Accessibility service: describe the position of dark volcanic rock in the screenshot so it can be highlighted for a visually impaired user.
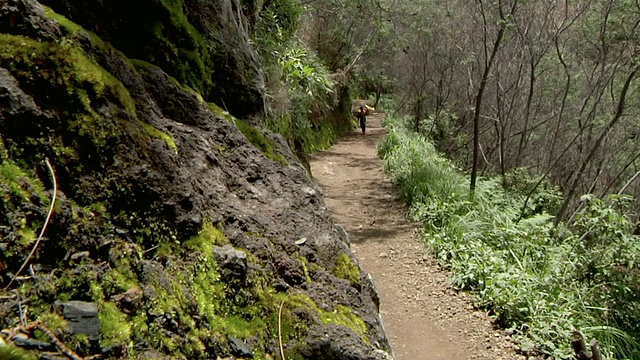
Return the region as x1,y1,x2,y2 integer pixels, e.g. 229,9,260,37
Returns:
39,0,265,119
214,244,248,281
0,0,61,40
55,301,100,340
0,67,45,120
228,336,254,358
300,324,390,360
11,335,54,351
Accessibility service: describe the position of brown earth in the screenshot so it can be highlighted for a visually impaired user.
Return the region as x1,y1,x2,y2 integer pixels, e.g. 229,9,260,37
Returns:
310,114,528,360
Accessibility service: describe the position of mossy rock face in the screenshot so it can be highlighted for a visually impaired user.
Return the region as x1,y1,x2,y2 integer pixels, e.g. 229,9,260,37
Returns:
0,2,392,359
40,0,265,119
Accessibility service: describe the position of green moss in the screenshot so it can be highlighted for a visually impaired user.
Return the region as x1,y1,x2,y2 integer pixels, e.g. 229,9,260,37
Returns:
333,253,360,285
128,58,159,70
298,256,312,283
168,77,205,103
274,293,369,346
208,102,234,122
99,301,132,348
319,305,368,341
183,222,227,255
38,312,69,331
0,160,48,261
0,345,37,360
140,122,178,154
0,33,137,172
17,226,36,246
208,102,287,164
146,0,211,94
237,120,288,165
0,162,46,205
102,268,138,298
2,29,136,118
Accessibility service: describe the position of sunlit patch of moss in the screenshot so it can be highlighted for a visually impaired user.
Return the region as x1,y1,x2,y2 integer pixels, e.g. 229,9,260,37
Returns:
99,301,132,348
102,268,138,298
12,30,135,119
84,201,107,214
37,312,68,331
269,292,369,345
0,138,7,160
129,313,150,344
17,226,36,246
140,122,178,154
211,315,265,339
333,253,360,285
0,34,138,171
319,305,368,342
183,222,227,255
208,102,234,122
209,102,287,165
70,333,91,352
0,162,46,205
157,0,211,93
0,160,48,268
298,256,312,283
168,77,205,103
128,58,158,70
0,345,37,360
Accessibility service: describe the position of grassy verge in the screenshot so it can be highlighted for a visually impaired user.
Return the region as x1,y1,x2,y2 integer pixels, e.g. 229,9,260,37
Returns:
378,115,640,359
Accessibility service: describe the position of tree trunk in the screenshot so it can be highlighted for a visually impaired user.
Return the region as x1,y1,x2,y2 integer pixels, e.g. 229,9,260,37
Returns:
555,63,639,224
471,0,516,192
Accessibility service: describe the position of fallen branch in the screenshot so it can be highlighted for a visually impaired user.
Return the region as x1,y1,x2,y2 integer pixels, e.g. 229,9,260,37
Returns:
5,158,58,290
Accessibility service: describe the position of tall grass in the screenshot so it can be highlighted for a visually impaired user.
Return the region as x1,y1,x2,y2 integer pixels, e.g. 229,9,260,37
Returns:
378,115,640,359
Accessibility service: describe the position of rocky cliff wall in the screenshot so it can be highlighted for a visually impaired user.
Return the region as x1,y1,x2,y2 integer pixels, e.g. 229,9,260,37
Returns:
39,0,265,119
0,0,392,359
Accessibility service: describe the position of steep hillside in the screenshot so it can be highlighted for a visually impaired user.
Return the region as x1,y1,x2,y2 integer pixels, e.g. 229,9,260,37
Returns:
0,1,392,359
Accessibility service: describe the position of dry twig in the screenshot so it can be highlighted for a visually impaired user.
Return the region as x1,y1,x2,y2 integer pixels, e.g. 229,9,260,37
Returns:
278,295,289,360
5,158,58,290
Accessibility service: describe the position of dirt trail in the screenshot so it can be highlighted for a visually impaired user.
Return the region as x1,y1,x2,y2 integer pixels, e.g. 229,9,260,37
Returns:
310,114,525,360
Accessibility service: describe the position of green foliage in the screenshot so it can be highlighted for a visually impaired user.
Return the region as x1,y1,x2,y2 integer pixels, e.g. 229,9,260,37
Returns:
255,0,302,47
503,168,563,218
379,115,640,359
255,1,349,156
280,48,334,96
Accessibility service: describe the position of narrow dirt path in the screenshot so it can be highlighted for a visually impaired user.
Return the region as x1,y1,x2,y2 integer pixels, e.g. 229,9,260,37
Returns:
310,114,525,360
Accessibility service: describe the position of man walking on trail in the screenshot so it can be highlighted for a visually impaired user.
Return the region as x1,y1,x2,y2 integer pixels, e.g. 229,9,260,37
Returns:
356,106,367,134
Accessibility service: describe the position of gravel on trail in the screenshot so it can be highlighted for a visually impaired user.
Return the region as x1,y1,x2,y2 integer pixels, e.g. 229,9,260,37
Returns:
310,114,528,360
